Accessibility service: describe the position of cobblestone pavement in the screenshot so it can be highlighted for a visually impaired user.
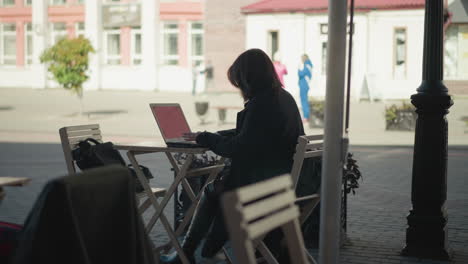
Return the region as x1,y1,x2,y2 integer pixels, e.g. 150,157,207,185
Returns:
1,143,467,263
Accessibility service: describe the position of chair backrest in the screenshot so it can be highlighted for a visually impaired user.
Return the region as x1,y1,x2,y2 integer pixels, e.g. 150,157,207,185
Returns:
291,134,323,189
222,174,309,264
11,165,155,264
59,124,102,174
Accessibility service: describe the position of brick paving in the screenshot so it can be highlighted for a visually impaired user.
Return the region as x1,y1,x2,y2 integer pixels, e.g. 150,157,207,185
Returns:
1,144,467,263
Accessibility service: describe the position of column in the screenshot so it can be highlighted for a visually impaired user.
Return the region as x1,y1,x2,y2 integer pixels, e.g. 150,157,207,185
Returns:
16,21,25,67
32,0,48,89
319,0,348,263
120,26,131,65
402,0,452,260
67,21,76,39
178,20,188,68
84,0,102,90
141,0,159,91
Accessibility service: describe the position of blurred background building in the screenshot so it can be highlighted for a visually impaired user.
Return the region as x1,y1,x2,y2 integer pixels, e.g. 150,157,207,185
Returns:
242,0,468,100
0,0,204,92
0,0,466,99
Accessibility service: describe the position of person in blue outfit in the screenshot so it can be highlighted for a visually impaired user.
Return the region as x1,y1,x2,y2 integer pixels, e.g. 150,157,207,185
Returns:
298,54,313,121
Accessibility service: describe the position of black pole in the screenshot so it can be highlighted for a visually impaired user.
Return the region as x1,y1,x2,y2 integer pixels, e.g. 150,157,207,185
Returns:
402,0,453,260
345,0,354,134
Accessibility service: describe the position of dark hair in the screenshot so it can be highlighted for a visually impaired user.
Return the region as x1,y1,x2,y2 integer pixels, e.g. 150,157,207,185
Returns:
227,49,282,99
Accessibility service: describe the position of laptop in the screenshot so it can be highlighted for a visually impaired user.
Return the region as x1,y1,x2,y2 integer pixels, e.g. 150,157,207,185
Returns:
150,103,202,148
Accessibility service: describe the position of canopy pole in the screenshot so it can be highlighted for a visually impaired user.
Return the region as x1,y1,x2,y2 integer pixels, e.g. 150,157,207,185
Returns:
319,0,348,263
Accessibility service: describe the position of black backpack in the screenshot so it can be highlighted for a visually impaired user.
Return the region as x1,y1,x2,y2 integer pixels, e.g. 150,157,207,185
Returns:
72,138,153,192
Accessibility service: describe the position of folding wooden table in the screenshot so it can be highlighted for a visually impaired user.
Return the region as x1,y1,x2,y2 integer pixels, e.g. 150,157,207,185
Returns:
114,143,225,264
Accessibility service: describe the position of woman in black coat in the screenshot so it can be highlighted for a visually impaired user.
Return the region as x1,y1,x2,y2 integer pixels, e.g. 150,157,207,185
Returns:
161,49,304,264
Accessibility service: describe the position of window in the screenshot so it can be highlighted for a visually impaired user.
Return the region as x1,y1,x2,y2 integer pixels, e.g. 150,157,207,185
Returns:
131,27,142,65
393,28,407,79
24,0,32,6
25,23,33,65
321,42,327,75
50,0,66,5
161,22,179,65
76,22,85,38
267,30,278,60
104,28,121,65
189,22,203,66
1,23,17,65
1,0,15,6
320,23,354,35
51,22,67,45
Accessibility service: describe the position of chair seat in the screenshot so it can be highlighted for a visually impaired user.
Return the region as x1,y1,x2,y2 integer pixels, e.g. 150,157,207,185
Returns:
136,187,166,199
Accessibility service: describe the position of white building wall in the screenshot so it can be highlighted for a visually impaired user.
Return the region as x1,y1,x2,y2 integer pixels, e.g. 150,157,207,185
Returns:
245,9,425,100
367,9,425,100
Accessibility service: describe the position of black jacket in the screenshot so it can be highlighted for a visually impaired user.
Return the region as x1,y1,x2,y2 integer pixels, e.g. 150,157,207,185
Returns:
196,88,304,191
11,166,155,264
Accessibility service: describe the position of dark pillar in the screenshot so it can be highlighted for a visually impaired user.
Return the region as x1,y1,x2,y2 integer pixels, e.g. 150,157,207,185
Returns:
402,0,453,260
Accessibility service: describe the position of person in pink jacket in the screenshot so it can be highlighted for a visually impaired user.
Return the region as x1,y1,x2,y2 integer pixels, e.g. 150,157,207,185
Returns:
273,52,288,88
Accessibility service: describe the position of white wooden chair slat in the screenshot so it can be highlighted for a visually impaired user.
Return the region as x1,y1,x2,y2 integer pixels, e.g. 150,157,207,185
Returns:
222,174,310,264
67,129,102,138
64,124,100,132
236,175,292,203
304,150,323,159
246,206,299,239
304,134,324,141
306,142,323,150
59,124,167,235
68,135,103,146
242,190,295,222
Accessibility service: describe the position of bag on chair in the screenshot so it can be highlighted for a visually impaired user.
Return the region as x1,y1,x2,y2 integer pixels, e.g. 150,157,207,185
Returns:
72,138,153,192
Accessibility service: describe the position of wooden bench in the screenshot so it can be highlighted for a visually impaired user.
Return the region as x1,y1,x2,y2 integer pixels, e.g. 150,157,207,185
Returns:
212,106,243,125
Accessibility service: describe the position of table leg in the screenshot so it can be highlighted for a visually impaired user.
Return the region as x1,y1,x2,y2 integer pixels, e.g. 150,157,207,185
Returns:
127,151,192,264
145,154,194,231
174,158,226,237
0,187,5,204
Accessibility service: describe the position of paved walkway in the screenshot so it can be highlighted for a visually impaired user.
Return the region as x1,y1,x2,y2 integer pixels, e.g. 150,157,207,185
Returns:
0,88,467,145
0,88,467,263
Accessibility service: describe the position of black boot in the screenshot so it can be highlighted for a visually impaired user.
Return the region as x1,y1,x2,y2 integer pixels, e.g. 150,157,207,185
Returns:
160,194,216,264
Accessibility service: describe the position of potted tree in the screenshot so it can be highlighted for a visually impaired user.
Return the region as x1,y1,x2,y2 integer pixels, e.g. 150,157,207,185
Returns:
384,101,417,131
40,36,95,115
308,98,325,128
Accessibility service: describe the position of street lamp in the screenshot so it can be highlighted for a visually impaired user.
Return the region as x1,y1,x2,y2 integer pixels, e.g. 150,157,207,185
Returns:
402,0,453,260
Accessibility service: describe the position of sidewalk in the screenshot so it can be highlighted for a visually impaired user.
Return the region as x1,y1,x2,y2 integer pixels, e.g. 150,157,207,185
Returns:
0,88,467,145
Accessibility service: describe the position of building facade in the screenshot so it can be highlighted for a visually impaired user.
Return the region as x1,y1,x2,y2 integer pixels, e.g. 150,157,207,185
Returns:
204,0,257,93
242,0,467,100
0,0,204,92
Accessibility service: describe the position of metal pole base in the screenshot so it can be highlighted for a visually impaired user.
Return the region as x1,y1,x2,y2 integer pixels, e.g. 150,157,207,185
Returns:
402,209,452,260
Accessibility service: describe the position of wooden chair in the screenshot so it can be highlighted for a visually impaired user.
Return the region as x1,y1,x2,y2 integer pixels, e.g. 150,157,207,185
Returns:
221,135,323,264
291,135,323,226
59,124,166,229
222,174,310,264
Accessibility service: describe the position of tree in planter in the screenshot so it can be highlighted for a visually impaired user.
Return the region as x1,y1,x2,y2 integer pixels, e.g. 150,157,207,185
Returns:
40,36,95,115
308,98,325,128
384,101,417,131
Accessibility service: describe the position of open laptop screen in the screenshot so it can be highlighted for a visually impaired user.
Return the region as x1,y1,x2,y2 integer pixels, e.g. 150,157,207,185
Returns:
151,105,191,140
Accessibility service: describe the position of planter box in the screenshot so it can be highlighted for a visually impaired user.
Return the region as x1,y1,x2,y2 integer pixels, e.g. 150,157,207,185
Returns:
386,110,417,131
308,101,325,129
309,112,324,128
